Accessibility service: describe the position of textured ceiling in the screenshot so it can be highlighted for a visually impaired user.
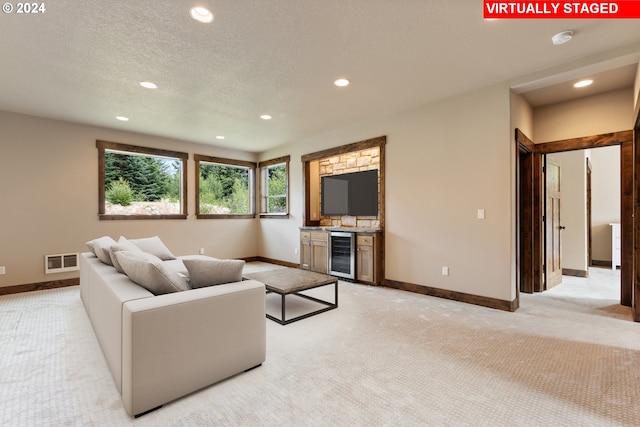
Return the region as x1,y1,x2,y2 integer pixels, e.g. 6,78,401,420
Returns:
1,1,640,152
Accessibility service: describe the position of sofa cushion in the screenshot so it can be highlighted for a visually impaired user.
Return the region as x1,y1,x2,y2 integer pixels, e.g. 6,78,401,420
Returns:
86,236,117,265
128,236,176,260
110,237,144,274
183,258,245,288
115,251,190,295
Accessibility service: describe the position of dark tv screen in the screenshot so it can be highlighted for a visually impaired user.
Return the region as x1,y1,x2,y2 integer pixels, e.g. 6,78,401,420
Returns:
321,170,378,216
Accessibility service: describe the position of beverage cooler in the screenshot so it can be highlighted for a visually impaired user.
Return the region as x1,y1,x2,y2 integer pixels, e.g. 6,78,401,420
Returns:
329,231,355,280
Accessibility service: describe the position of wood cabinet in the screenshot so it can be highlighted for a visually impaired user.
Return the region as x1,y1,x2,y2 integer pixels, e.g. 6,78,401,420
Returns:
300,230,328,274
356,233,378,284
301,229,380,283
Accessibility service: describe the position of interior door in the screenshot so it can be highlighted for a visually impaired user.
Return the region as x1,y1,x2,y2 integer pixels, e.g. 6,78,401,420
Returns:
545,158,562,289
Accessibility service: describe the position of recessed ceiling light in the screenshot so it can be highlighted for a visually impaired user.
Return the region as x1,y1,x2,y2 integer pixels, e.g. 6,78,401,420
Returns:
551,30,573,45
139,81,158,89
334,78,350,87
190,6,214,23
574,79,593,88
216,135,225,140
260,114,272,120
116,116,129,121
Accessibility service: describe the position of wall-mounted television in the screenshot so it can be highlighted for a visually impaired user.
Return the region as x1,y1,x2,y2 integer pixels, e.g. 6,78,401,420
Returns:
321,169,378,216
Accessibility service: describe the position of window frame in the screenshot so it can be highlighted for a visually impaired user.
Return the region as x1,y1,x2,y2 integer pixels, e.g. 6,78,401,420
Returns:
194,154,257,219
258,155,290,218
97,140,188,221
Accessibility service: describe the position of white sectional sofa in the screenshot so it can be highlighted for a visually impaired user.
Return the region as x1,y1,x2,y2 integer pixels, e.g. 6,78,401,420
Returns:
79,244,266,417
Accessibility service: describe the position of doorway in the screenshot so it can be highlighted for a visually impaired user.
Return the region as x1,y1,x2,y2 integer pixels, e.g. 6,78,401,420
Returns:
544,148,620,292
515,129,633,307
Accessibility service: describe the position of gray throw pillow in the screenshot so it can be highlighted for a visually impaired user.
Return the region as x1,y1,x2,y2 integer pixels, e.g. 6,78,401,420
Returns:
115,251,190,295
109,237,143,274
128,236,176,260
183,258,245,288
85,236,117,265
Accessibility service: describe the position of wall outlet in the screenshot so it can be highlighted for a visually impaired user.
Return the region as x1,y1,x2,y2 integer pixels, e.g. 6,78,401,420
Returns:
442,266,449,276
0,266,5,275
294,247,298,255
199,248,205,255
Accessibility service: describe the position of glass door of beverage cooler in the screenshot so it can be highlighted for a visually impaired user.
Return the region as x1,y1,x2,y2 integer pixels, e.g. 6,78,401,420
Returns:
329,231,355,279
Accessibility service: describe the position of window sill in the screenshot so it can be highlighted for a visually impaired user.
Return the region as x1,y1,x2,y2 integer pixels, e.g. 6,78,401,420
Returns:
99,214,187,221
259,213,290,219
196,214,256,219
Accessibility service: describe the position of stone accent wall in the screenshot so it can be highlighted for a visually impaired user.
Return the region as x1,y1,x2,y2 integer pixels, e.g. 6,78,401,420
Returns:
318,147,381,228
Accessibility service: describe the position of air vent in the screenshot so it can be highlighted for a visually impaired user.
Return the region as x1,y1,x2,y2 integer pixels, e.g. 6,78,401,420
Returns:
45,253,79,274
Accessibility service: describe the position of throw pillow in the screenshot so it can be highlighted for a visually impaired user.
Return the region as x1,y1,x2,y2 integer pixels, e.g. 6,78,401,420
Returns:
85,236,117,265
183,258,245,288
109,237,143,273
115,251,190,295
128,236,176,260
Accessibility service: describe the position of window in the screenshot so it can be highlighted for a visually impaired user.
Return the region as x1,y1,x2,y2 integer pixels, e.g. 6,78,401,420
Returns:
259,156,290,217
97,140,187,220
195,154,256,218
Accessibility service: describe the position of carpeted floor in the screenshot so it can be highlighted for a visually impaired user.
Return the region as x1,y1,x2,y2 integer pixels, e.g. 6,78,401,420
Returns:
1,265,639,426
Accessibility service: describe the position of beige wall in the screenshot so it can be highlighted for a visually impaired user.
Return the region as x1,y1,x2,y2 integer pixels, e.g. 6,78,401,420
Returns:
534,88,633,142
510,92,534,140
635,62,640,112
0,111,259,288
533,89,630,268
260,84,517,302
3,81,632,304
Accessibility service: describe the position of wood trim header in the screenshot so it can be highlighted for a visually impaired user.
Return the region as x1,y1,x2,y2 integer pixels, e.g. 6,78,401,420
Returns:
301,136,386,162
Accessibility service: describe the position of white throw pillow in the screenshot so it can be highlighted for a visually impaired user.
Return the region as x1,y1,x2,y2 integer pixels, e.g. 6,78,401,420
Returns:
183,258,245,288
128,236,176,260
109,237,143,273
115,251,190,295
85,236,117,265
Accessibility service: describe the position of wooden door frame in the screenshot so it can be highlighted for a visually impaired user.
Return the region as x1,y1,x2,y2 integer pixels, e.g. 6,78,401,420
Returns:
586,159,592,267
515,129,634,311
634,106,640,321
516,130,543,293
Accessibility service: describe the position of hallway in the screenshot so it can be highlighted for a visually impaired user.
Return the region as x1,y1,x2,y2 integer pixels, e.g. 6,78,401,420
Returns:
523,267,631,322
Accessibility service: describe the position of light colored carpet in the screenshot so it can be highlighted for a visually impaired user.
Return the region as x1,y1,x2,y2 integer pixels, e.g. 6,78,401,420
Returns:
1,266,640,426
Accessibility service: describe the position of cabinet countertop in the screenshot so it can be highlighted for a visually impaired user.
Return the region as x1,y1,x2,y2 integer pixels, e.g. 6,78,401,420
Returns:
300,226,382,233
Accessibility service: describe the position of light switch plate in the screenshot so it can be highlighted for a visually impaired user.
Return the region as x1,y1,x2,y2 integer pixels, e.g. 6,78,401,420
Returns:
0,266,5,275
477,209,485,219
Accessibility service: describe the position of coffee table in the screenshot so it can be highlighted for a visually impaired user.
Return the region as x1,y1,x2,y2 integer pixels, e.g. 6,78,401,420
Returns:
243,268,338,325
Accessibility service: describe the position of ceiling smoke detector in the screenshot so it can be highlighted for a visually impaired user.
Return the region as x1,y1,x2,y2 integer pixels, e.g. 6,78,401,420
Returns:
552,30,573,46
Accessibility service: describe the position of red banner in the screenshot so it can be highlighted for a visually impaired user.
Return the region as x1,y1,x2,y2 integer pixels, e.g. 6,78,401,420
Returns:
484,1,640,18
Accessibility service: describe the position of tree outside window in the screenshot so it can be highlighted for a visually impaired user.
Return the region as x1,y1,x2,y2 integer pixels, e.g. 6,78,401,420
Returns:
97,141,187,220
195,154,256,218
259,156,290,217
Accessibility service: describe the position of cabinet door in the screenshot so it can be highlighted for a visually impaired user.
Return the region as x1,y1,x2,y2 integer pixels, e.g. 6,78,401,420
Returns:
300,241,311,269
357,244,374,282
311,240,328,274
356,234,375,283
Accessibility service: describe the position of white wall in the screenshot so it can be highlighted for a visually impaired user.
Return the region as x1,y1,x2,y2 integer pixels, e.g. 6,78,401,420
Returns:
260,84,517,303
590,146,621,262
0,111,259,288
